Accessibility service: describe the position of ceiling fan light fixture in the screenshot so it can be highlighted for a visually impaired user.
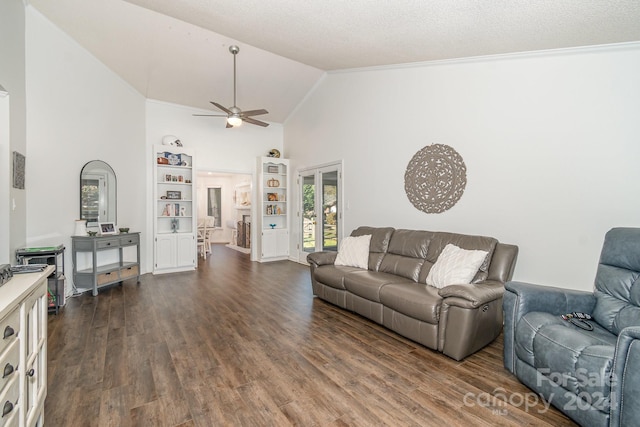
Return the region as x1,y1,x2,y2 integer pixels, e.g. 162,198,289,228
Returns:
195,45,269,127
227,115,242,127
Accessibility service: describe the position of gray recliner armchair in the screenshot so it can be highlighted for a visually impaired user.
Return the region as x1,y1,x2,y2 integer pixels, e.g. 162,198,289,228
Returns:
503,227,640,427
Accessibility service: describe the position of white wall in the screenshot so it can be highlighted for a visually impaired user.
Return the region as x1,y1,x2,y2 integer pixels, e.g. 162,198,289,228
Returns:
0,0,27,261
25,7,147,279
0,91,10,264
144,100,283,265
285,44,640,291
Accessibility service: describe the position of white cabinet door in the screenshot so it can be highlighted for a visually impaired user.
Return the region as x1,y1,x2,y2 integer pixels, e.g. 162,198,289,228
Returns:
275,229,289,257
176,234,195,267
24,286,47,426
155,235,176,270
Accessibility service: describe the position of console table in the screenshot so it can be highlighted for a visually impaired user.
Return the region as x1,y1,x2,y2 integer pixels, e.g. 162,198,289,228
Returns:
71,233,140,296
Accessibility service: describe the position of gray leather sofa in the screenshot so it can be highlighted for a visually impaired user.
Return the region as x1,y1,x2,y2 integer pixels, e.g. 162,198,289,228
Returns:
503,227,640,427
307,226,519,360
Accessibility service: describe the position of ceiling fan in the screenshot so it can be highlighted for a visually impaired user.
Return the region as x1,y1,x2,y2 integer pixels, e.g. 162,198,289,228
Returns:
194,45,269,128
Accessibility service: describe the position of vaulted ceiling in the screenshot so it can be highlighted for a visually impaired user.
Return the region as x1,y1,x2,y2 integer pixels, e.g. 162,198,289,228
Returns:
28,0,640,124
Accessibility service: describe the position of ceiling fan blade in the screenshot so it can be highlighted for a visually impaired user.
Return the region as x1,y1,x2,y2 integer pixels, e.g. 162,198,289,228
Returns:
210,101,232,114
240,109,269,117
243,117,270,127
192,114,227,117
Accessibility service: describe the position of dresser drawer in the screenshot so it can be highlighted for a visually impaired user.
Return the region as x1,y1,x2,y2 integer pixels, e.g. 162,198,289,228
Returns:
0,341,19,396
0,376,19,427
0,309,19,357
119,265,139,280
96,239,119,249
97,271,119,285
119,234,139,247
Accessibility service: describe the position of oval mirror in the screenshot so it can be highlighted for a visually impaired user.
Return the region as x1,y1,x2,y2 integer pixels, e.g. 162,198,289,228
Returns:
80,160,116,226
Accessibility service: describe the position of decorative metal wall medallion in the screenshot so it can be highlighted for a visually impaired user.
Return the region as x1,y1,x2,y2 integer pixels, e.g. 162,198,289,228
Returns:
404,144,467,214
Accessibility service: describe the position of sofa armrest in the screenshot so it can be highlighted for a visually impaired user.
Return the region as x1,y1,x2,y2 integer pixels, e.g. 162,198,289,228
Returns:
611,326,640,427
502,281,596,373
438,281,504,309
307,251,338,267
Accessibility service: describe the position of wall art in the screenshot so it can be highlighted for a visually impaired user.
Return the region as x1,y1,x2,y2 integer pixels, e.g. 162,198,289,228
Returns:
404,144,467,214
12,151,25,189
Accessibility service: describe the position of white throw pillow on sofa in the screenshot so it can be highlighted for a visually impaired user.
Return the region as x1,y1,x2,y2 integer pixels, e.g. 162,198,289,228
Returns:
334,234,372,269
426,243,489,289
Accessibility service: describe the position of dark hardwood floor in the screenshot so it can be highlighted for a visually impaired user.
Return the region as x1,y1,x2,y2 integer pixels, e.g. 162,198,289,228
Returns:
46,245,576,426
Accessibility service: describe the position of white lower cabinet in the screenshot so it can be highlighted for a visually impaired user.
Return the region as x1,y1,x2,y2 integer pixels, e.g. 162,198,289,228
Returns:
0,266,51,427
261,229,289,260
154,234,195,273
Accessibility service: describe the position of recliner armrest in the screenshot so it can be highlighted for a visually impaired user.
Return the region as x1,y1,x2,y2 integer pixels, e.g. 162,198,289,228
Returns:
502,281,596,373
611,326,640,427
307,251,338,267
505,281,596,317
438,281,504,308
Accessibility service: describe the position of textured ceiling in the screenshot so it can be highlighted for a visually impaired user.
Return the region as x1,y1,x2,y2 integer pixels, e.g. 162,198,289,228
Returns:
28,0,640,124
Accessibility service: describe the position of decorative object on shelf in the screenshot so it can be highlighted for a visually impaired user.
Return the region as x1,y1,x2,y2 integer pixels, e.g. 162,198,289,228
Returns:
74,219,87,236
87,231,98,236
99,222,117,235
269,224,276,229
268,149,281,158
171,217,179,233
267,178,280,187
404,143,467,214
166,153,181,166
166,190,182,200
119,227,130,233
267,192,278,201
267,165,279,173
162,135,182,147
157,156,169,165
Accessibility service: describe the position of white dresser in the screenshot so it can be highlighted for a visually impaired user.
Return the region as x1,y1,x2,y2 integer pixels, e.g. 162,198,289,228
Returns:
0,266,52,427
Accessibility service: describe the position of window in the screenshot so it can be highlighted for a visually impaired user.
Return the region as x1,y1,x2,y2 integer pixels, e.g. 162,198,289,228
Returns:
207,187,222,227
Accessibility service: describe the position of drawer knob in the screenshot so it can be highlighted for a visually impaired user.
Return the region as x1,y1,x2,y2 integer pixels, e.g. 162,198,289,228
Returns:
2,326,14,340
2,363,14,378
2,401,13,417
27,368,35,377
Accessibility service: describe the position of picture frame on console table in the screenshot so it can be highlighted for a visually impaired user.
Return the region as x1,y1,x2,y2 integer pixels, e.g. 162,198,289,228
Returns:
99,222,117,235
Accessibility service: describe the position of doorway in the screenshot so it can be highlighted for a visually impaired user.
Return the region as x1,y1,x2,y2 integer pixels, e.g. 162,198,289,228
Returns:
298,162,343,263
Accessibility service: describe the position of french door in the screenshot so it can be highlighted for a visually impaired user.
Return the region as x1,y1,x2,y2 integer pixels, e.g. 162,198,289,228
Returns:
298,162,342,263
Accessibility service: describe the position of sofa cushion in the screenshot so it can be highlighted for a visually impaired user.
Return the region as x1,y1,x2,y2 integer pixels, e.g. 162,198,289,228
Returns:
592,228,640,335
351,226,395,271
426,244,488,289
314,265,363,290
335,234,371,269
378,229,431,281
515,311,616,411
379,283,442,324
344,271,413,302
419,232,497,283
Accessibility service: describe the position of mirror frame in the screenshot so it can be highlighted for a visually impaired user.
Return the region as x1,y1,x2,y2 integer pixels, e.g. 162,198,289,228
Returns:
80,160,117,226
